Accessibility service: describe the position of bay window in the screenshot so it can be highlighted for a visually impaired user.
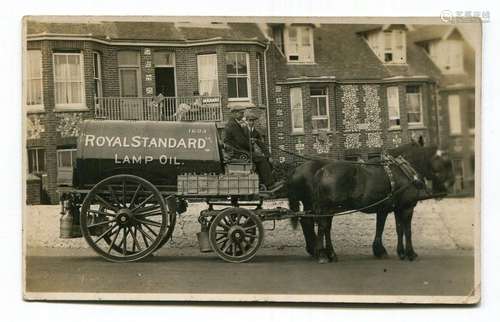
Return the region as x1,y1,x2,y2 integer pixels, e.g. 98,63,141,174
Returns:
53,52,85,108
310,88,329,131
26,50,43,108
226,52,250,100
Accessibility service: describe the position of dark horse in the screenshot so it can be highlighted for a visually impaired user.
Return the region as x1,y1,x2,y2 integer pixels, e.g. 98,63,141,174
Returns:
287,144,455,263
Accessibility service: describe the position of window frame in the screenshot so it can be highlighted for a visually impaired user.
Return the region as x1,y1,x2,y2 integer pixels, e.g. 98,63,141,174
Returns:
406,85,424,126
57,148,77,170
92,51,103,99
118,51,142,98
225,52,251,102
448,94,462,135
310,87,330,132
375,29,406,64
387,86,401,128
26,50,43,110
284,26,315,64
27,147,46,174
197,53,219,97
290,87,304,134
53,52,86,109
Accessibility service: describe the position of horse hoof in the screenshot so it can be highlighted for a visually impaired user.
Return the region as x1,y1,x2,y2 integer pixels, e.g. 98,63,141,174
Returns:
397,252,406,260
407,252,418,261
328,255,338,262
375,253,389,259
318,257,329,264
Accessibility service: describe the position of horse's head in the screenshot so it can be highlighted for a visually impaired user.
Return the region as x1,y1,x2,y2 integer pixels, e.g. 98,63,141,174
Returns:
428,149,455,194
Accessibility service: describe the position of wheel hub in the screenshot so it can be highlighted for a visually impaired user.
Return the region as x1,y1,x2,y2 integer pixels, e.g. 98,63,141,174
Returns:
228,226,245,243
116,208,134,226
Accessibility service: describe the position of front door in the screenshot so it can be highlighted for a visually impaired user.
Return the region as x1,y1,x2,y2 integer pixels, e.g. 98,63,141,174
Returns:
155,67,176,97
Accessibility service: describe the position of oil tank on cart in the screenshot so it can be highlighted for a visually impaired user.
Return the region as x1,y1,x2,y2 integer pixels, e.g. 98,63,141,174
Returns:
74,120,224,189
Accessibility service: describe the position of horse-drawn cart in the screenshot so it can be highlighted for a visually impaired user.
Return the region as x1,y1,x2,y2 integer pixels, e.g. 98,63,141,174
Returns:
59,120,295,263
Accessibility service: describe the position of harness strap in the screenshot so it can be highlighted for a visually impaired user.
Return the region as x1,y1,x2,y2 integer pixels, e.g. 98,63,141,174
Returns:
382,154,396,195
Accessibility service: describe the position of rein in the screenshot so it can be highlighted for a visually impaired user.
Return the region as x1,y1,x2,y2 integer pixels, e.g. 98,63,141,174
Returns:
276,146,391,166
276,147,434,219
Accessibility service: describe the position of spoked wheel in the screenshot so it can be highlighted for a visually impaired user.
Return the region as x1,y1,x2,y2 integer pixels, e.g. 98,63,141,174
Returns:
208,207,264,263
80,174,172,262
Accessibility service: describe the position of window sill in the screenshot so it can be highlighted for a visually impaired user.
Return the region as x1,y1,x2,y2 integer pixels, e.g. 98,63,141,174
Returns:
408,124,426,130
290,131,305,136
227,101,255,108
388,126,401,131
26,106,45,114
54,106,90,113
311,130,333,135
286,61,316,65
383,62,408,66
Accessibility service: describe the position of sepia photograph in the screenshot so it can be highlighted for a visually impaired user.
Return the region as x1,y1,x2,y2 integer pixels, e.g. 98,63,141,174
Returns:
22,15,480,303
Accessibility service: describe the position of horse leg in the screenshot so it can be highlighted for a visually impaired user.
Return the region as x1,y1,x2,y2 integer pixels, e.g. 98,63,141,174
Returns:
401,208,418,261
372,211,389,258
315,217,329,264
394,210,406,260
324,216,337,262
300,201,317,257
299,217,316,257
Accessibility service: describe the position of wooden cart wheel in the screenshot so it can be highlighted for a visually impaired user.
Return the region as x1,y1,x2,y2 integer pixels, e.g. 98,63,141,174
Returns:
80,174,171,262
209,207,264,263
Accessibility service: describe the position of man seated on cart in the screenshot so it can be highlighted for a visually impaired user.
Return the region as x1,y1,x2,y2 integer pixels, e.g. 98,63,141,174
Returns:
223,106,280,191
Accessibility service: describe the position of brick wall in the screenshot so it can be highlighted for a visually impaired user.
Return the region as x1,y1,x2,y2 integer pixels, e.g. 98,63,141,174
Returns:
26,39,267,204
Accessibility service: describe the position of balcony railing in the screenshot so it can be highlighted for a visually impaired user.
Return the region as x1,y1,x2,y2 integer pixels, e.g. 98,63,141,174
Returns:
94,96,223,122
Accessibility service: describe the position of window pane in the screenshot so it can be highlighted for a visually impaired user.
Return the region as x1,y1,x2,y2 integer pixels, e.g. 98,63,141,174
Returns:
310,88,325,96
448,95,461,134
55,83,68,104
236,53,247,74
227,77,237,98
408,112,421,123
58,151,72,168
28,149,35,173
312,119,328,131
197,54,218,96
467,94,475,130
153,52,175,66
406,85,420,93
407,94,420,112
54,55,67,80
120,70,138,97
68,55,81,81
288,27,297,42
237,77,248,98
318,97,327,115
225,54,237,74
28,51,41,78
384,31,392,50
70,82,83,103
118,51,139,66
292,110,304,129
301,27,310,46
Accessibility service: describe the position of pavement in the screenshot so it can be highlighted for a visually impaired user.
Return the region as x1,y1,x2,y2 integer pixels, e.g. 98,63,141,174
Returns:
23,197,479,302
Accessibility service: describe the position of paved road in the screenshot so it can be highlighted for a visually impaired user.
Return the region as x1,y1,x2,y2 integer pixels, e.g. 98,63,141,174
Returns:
25,247,475,301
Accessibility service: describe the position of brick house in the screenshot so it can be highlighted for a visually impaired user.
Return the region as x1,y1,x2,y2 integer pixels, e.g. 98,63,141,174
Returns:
24,20,474,204
410,26,476,195
262,23,442,164
25,20,268,203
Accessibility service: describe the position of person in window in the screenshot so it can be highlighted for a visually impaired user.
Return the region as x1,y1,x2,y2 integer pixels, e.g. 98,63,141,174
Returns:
223,107,277,191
